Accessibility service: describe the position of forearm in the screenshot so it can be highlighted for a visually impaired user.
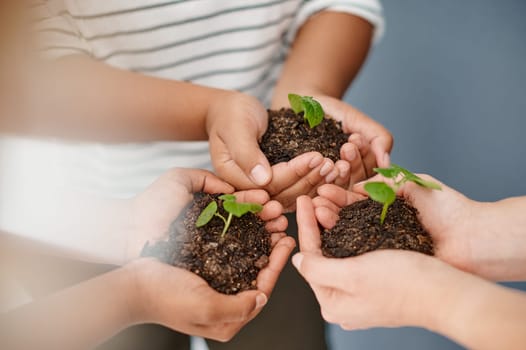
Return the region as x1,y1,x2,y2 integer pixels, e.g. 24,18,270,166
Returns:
427,270,526,350
0,266,136,350
272,11,373,108
11,55,229,142
469,196,526,280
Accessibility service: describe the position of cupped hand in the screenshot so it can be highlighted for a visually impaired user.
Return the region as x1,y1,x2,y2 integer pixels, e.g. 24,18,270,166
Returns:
129,230,295,342
313,176,482,279
314,95,393,188
263,152,339,212
129,168,290,261
207,91,272,189
292,195,468,330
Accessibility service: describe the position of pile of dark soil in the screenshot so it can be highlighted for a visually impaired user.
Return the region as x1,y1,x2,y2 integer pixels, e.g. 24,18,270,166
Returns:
259,108,349,165
321,198,434,258
141,193,271,294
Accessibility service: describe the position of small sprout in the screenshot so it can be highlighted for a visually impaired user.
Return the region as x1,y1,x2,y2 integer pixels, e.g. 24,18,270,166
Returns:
196,194,263,237
288,93,325,128
364,163,441,224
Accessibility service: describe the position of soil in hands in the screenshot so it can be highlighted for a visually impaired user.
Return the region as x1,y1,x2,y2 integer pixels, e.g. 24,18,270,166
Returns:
141,193,271,294
322,198,434,258
259,108,349,165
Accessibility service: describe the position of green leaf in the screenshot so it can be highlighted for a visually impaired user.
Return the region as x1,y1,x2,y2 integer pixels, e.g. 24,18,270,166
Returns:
218,194,236,202
373,167,400,179
288,93,303,114
390,164,442,190
287,93,325,128
196,201,218,227
413,177,442,190
364,182,396,206
302,96,324,128
223,201,263,218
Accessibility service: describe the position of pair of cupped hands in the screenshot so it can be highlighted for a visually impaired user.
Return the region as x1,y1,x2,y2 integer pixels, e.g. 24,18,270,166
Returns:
122,93,396,341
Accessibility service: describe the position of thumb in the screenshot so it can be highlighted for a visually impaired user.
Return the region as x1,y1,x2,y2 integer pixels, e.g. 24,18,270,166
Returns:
210,290,268,323
209,105,272,189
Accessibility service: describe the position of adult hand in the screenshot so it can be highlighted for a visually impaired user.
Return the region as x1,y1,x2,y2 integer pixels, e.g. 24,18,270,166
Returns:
128,228,295,342
315,175,526,281
128,168,290,261
293,195,471,330
314,95,393,188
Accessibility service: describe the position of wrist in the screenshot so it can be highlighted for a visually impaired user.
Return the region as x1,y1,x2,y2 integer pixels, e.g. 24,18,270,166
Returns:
121,259,156,326
205,90,242,136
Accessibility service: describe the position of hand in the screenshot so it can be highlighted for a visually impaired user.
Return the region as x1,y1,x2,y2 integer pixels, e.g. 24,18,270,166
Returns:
292,195,469,330
264,152,339,212
207,91,273,188
206,91,339,211
314,95,393,188
314,176,524,281
128,228,295,341
129,168,290,261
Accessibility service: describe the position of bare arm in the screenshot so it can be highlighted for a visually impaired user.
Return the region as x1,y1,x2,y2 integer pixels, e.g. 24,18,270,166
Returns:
11,55,229,142
271,11,373,107
431,273,526,350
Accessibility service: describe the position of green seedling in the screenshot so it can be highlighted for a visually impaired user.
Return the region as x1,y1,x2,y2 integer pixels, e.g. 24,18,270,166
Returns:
364,164,441,224
196,194,263,237
288,93,325,128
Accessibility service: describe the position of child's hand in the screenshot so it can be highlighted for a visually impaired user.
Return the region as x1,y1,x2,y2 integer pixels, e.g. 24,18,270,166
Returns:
207,92,273,188
314,95,393,188
128,168,290,261
293,195,469,330
127,229,295,341
206,91,339,211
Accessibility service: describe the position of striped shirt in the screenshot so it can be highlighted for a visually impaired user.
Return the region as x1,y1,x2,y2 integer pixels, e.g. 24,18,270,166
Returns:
29,0,384,197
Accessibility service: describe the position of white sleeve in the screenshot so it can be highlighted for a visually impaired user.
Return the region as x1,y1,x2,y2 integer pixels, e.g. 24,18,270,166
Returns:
31,1,92,59
287,0,385,45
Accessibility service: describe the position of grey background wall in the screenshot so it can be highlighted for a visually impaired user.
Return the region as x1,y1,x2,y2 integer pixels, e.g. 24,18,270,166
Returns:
331,0,526,349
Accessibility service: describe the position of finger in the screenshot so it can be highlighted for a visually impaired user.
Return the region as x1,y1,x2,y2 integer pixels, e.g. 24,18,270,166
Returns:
258,200,283,221
269,232,287,246
200,289,268,324
315,206,339,229
291,253,349,291
265,216,288,233
340,142,368,186
296,195,322,253
265,152,324,195
161,168,235,194
333,160,351,187
317,184,365,208
269,157,332,211
233,189,270,205
256,236,296,296
312,195,340,214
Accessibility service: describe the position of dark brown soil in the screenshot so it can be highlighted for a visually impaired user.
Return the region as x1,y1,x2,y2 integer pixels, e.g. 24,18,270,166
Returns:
141,192,271,294
259,108,349,165
322,198,434,258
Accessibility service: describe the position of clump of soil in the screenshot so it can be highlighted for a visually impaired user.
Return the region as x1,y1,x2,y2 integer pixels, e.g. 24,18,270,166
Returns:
141,193,271,294
322,198,434,258
259,108,349,165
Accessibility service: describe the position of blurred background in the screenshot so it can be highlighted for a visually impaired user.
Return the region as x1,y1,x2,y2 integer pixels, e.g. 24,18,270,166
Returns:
332,0,526,348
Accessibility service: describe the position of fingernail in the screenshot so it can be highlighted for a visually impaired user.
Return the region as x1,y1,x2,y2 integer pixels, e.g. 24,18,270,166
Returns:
320,161,332,176
345,147,356,162
309,154,323,169
251,164,271,186
383,153,390,167
292,253,304,270
325,169,338,183
256,293,268,309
